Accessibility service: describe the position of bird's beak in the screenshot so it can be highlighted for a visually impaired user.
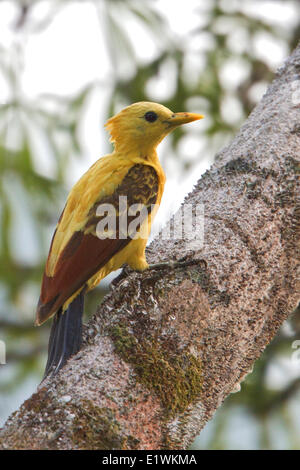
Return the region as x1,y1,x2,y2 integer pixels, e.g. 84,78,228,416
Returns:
165,112,204,127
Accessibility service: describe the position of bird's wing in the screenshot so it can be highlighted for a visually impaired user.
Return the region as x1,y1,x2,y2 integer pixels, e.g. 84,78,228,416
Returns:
36,162,159,325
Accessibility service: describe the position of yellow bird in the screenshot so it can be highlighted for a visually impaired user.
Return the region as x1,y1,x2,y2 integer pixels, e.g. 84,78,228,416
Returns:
36,101,203,376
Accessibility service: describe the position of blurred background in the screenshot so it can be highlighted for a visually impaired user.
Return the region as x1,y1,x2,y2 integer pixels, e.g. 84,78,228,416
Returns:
0,0,299,449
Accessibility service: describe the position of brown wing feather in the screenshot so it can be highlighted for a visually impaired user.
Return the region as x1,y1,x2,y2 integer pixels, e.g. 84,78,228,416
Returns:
36,164,158,324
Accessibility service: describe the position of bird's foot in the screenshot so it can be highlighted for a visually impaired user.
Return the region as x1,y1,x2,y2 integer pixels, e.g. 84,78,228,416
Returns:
110,265,134,289
148,253,198,271
110,254,202,289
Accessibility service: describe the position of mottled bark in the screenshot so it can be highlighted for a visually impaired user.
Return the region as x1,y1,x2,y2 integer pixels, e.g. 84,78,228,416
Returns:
0,44,299,450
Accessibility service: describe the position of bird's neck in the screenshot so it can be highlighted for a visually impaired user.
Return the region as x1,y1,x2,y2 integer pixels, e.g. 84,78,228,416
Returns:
113,140,161,165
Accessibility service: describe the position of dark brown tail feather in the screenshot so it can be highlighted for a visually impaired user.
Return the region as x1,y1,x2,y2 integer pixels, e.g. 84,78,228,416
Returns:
43,291,85,378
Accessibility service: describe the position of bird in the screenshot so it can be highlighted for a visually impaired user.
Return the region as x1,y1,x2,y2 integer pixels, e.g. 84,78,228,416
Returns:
35,101,203,377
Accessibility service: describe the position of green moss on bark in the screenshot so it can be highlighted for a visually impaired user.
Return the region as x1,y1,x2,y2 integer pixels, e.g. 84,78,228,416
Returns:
110,324,202,416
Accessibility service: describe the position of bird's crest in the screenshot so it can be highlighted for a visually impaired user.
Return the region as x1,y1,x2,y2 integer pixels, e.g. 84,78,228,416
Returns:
104,111,123,144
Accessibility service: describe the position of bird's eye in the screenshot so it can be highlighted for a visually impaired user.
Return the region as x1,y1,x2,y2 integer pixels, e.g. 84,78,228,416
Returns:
144,111,158,123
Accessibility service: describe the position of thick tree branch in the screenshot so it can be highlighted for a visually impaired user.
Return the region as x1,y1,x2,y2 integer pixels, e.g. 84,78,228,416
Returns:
0,44,299,450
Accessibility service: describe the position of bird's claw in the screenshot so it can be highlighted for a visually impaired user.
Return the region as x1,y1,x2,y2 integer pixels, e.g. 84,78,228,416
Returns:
147,255,198,271
110,265,134,289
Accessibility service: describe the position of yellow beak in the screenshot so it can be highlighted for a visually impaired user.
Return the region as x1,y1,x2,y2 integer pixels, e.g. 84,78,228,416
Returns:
166,112,204,127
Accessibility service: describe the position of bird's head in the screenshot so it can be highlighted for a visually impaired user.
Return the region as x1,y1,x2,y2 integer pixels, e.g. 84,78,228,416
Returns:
105,101,203,154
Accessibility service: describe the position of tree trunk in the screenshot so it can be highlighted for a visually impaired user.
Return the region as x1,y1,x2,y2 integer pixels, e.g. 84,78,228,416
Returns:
0,44,299,451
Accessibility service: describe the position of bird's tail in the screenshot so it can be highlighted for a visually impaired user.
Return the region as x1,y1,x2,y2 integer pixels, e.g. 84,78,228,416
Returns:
43,291,84,378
